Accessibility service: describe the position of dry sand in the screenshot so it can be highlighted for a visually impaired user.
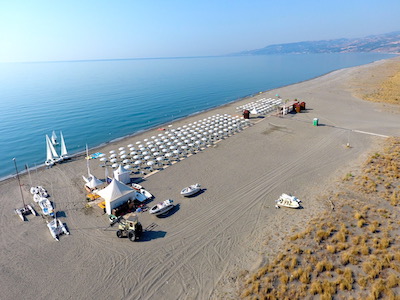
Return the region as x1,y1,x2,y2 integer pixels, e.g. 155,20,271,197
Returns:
1,57,399,300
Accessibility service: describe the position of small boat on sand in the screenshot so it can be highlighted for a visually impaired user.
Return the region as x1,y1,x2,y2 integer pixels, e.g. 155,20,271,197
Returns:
275,193,301,208
135,191,147,202
131,183,143,190
39,198,55,216
180,183,201,197
149,199,174,216
47,218,69,241
140,188,153,200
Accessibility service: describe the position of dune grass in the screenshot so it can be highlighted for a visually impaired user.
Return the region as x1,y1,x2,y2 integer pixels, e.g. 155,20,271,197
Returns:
240,137,400,299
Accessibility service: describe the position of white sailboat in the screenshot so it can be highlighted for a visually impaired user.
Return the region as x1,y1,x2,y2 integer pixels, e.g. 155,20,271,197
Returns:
51,130,58,145
45,135,57,166
60,131,69,160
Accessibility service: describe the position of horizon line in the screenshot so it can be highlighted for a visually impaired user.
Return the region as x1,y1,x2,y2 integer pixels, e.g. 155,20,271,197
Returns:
0,54,234,64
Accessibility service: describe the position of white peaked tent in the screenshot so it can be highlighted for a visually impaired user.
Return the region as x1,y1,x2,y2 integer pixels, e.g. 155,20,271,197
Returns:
113,164,131,184
85,175,103,189
96,178,136,215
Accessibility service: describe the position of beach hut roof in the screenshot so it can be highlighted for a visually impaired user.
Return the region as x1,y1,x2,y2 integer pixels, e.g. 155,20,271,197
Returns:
96,178,135,202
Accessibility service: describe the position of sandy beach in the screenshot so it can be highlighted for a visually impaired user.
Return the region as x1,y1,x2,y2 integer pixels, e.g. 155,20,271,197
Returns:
1,57,399,300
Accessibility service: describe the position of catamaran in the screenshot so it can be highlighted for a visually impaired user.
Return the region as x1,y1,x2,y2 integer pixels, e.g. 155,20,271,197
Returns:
47,216,69,241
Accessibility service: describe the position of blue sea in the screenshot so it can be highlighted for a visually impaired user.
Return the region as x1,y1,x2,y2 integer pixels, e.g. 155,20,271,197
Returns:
0,53,395,180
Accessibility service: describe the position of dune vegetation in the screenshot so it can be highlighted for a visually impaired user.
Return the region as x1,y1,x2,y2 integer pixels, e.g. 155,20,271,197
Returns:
240,137,400,299
352,57,400,105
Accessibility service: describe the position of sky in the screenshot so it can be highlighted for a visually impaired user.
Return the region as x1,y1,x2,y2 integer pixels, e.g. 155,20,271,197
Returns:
0,0,399,63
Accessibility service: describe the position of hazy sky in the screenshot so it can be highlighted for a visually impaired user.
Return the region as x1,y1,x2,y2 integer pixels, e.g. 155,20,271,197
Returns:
0,0,399,62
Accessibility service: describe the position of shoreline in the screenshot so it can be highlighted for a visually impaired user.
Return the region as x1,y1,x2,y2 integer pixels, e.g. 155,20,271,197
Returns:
1,56,400,300
2,56,395,183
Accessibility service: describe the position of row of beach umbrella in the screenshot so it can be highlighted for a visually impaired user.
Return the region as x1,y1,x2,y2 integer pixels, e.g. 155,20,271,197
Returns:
99,114,251,174
236,98,282,115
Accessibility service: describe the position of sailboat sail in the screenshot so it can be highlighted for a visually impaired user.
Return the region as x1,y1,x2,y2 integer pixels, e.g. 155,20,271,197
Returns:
60,131,68,157
48,135,59,159
51,130,58,145
46,135,54,162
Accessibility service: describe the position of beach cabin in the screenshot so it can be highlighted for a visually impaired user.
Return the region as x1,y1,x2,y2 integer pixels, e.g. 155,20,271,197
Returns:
96,178,136,215
113,164,131,184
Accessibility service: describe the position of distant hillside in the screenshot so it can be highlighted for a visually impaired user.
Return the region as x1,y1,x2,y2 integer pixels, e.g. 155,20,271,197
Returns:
236,31,400,55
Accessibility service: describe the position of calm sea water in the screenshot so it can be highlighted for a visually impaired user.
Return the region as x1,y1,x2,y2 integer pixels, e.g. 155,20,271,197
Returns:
0,53,395,180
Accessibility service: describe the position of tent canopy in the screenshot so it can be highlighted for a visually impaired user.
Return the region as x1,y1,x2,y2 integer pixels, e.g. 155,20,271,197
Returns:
96,178,135,202
113,164,131,184
86,175,103,189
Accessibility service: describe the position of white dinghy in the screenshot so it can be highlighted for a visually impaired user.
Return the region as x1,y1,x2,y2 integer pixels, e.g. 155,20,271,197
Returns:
139,188,153,200
275,193,301,209
39,198,55,216
131,183,143,191
180,183,201,197
47,217,69,241
149,199,174,216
